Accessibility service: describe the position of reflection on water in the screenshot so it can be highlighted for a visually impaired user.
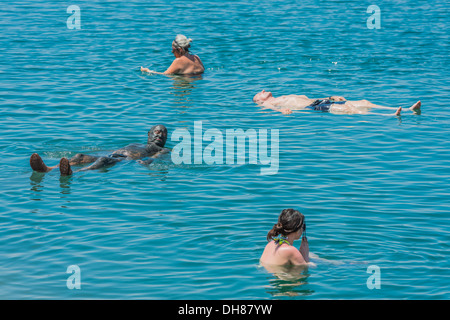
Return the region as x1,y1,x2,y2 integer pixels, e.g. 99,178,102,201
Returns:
260,263,313,297
169,74,203,110
30,171,45,196
140,157,171,181
30,171,45,186
59,176,72,195
30,170,73,198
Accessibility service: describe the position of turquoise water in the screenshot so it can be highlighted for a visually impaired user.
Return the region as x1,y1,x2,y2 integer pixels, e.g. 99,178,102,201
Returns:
1,0,449,299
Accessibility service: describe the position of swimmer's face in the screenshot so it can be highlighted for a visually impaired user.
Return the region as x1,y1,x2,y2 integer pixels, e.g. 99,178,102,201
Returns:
148,125,168,147
171,43,183,58
293,223,305,240
172,46,178,56
253,90,272,103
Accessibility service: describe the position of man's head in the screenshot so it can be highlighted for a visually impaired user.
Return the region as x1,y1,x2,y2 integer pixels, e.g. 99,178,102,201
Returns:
148,125,168,147
253,90,273,104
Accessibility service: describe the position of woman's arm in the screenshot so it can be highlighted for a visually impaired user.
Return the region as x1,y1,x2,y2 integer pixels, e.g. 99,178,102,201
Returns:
163,59,182,74
140,59,182,75
299,236,310,263
288,246,308,265
140,66,164,74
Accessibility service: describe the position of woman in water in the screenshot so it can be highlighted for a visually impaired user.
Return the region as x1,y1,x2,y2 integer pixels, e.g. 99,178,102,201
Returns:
260,209,310,266
141,34,204,75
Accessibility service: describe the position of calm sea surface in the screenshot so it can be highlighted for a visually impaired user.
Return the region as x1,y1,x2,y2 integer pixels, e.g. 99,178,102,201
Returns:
1,0,449,299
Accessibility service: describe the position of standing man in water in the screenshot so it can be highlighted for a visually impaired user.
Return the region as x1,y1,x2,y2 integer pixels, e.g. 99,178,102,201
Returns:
141,34,205,75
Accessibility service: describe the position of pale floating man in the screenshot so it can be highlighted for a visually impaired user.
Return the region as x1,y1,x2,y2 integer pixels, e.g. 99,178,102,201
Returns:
253,90,421,116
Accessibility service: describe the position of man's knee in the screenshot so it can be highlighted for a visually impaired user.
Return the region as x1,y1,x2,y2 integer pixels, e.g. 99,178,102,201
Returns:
69,153,86,164
96,157,118,166
71,153,99,164
72,153,84,159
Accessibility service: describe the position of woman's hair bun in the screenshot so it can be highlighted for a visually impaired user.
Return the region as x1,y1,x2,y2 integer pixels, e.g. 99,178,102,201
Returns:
173,34,192,49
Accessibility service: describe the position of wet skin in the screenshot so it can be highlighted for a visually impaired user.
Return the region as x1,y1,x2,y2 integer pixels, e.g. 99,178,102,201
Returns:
30,125,169,175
